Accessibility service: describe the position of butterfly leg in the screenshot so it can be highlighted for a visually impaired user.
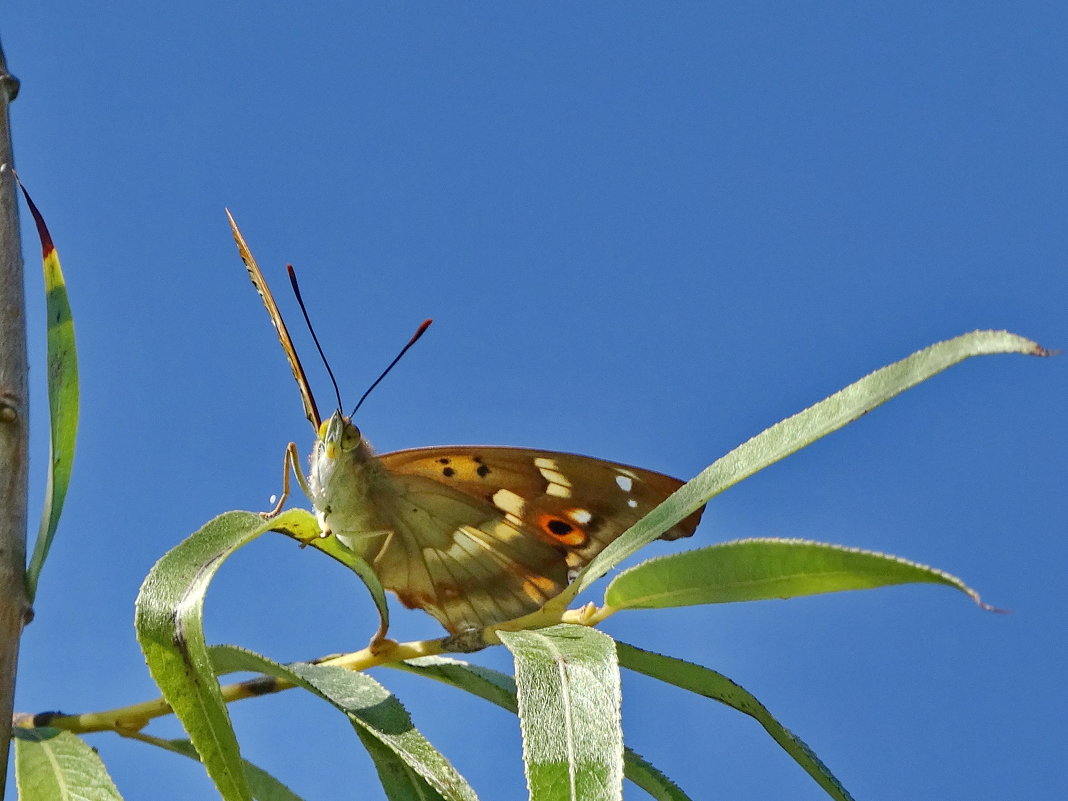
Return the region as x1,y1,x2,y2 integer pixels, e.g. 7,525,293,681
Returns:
261,442,309,518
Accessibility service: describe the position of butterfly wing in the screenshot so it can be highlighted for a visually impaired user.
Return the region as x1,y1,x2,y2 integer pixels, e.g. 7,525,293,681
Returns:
368,446,704,634
363,471,571,634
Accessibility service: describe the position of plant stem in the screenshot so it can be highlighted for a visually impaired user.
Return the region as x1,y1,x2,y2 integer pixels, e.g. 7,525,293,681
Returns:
0,37,28,795
13,606,609,738
14,636,447,736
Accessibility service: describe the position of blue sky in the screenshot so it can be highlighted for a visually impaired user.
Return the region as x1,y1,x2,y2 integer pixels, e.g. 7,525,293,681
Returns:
5,3,1066,799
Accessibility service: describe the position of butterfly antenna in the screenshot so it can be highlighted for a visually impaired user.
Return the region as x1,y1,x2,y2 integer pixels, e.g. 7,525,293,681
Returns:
287,264,344,413
351,319,433,417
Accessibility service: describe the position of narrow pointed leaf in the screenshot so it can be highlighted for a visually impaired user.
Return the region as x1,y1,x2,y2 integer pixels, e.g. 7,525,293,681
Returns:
604,538,987,610
617,749,692,801
14,728,123,801
392,656,520,712
18,183,78,601
210,645,476,801
617,642,854,801
353,727,450,801
134,508,391,799
500,625,623,801
394,657,692,800
556,330,1047,606
135,511,270,801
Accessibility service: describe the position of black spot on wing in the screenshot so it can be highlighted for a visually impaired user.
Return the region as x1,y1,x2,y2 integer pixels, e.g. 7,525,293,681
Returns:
547,519,574,536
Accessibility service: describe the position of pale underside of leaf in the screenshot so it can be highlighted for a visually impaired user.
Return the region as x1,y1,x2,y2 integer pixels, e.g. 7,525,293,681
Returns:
392,656,693,800
14,728,124,801
500,625,624,801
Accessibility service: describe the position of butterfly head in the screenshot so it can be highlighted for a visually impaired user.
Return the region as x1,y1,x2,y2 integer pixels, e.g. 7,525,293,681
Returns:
318,410,364,460
308,409,377,514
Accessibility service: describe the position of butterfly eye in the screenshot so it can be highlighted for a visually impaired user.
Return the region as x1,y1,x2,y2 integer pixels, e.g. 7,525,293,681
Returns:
340,422,363,451
318,414,362,453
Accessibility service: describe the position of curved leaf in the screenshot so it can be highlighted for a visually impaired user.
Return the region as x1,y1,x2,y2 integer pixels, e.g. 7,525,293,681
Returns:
135,510,270,801
604,538,988,610
617,643,854,801
616,748,691,801
354,727,450,801
392,656,519,712
18,182,79,602
555,330,1047,607
500,625,623,801
210,645,476,801
134,507,392,800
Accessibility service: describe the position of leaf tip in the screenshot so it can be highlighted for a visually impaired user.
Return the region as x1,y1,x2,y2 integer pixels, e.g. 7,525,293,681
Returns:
13,174,55,258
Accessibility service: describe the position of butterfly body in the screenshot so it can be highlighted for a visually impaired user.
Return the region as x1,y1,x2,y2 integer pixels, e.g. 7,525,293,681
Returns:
308,411,703,635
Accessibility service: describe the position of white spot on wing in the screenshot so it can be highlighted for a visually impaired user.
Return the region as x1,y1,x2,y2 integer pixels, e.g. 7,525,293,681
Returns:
492,488,526,517
568,508,593,524
536,457,573,498
538,467,571,487
627,499,638,508
615,474,634,492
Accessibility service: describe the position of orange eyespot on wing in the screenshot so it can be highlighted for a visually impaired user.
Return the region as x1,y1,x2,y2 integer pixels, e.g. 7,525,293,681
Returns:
537,514,588,547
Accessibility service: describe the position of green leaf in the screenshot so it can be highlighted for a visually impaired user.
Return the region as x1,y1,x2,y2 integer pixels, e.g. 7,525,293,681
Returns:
554,330,1047,608
134,508,392,800
14,727,123,801
128,736,305,801
500,625,623,801
353,727,450,801
392,656,520,713
210,645,477,801
604,538,987,610
135,510,270,801
18,183,79,602
617,643,855,801
616,749,692,801
394,657,693,801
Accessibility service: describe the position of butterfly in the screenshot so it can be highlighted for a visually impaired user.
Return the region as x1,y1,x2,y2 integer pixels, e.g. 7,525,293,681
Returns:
227,212,704,638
